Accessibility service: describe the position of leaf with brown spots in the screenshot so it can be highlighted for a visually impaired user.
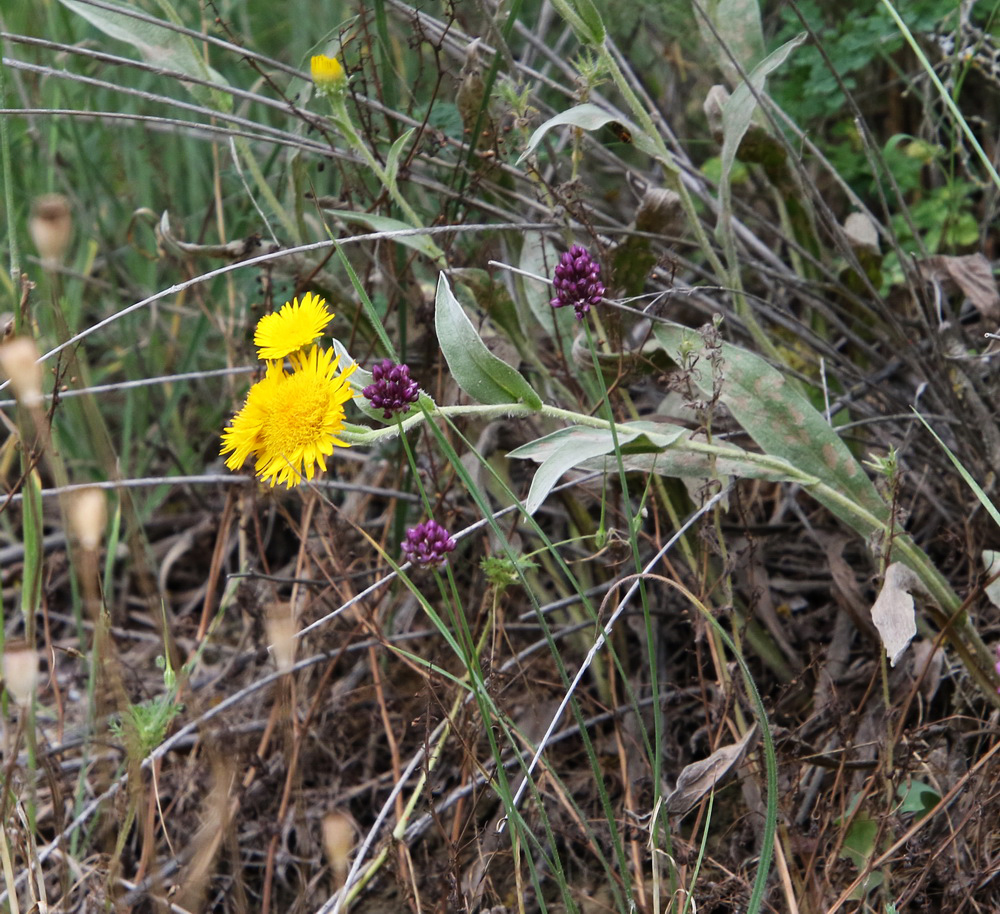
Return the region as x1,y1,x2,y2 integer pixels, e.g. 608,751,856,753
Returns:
652,322,890,537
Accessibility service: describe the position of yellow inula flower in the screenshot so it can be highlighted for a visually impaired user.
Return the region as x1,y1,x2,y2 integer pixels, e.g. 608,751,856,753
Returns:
254,292,334,361
221,347,356,488
310,54,346,91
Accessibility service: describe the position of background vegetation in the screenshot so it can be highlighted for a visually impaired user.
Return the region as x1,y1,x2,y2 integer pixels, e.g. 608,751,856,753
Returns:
1,0,1000,911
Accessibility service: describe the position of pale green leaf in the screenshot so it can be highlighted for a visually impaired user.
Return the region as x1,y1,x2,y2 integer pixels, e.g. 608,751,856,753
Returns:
652,322,888,535
321,209,443,261
718,34,805,232
517,104,658,164
508,421,686,515
434,274,542,409
59,0,231,110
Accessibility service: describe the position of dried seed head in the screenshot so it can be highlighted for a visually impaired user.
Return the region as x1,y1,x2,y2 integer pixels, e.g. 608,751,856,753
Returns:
29,194,73,269
266,602,297,673
67,487,107,551
0,336,43,407
322,811,356,884
3,641,39,706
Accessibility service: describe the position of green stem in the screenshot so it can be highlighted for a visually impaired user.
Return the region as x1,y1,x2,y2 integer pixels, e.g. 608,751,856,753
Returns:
326,101,445,265
342,400,1000,703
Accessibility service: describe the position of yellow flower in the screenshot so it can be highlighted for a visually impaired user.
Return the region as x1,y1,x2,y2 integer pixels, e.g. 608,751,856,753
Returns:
254,292,333,361
221,347,356,488
310,54,346,91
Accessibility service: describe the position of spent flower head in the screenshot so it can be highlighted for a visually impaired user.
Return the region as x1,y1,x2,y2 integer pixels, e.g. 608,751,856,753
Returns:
311,54,347,94
362,359,419,419
550,245,605,320
254,292,333,361
221,347,356,488
401,519,456,569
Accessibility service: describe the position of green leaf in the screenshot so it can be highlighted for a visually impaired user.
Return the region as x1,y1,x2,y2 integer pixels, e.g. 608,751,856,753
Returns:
321,209,444,262
517,104,658,164
896,779,940,820
434,274,542,409
59,0,231,111
508,422,686,515
573,0,607,44
698,0,766,86
652,322,888,535
383,128,415,194
718,34,805,234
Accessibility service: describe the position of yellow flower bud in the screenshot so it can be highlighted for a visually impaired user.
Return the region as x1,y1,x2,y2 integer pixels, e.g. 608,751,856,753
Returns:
310,54,346,92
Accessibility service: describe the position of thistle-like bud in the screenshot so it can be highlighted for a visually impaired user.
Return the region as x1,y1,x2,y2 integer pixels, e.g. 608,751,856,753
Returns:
401,519,457,569
362,359,419,419
0,336,44,407
29,194,73,269
550,246,605,320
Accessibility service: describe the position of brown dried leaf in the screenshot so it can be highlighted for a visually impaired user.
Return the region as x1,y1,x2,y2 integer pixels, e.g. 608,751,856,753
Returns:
917,253,1000,323
664,725,757,816
870,562,925,666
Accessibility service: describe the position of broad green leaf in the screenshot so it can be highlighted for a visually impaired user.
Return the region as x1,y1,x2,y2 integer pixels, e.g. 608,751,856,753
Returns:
579,446,804,482
573,0,607,44
508,422,686,515
517,103,658,164
434,274,542,409
698,0,765,87
718,34,805,235
896,779,939,820
321,209,444,262
652,322,888,536
59,0,231,110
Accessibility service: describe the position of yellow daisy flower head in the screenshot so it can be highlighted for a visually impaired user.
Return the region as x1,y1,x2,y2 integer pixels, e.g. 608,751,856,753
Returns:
254,292,334,361
310,54,346,92
221,348,356,488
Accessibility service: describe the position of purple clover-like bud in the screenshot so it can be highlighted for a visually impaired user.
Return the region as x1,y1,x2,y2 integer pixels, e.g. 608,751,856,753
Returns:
362,359,420,419
401,519,457,569
550,245,605,320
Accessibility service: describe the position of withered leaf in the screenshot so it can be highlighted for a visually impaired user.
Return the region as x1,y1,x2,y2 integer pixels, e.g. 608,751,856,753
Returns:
870,562,925,666
664,725,758,816
917,253,1000,323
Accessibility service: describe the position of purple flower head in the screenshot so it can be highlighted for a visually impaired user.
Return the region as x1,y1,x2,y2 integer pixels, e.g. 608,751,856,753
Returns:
362,359,419,419
401,519,457,569
550,245,605,320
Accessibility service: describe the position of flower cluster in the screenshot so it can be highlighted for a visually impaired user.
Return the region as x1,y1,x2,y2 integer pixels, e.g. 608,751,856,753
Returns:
401,519,456,569
550,245,605,320
363,359,419,419
221,293,356,488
